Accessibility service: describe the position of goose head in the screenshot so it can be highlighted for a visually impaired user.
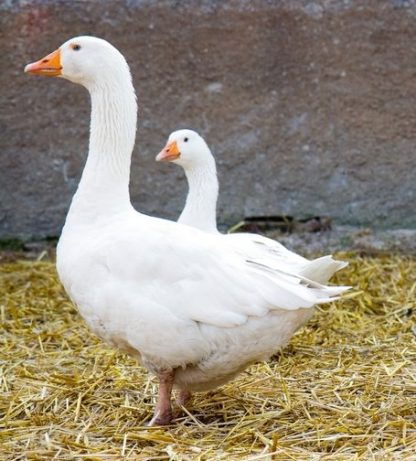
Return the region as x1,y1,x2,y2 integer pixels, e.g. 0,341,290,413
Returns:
156,129,214,169
24,36,131,89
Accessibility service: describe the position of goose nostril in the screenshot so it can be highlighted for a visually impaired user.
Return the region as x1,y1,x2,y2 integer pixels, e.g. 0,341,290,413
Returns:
42,59,49,63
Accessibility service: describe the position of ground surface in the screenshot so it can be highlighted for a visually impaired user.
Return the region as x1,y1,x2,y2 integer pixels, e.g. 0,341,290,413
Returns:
1,252,415,460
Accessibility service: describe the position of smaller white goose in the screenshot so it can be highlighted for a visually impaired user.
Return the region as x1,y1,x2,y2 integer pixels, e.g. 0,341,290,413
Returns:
156,129,347,284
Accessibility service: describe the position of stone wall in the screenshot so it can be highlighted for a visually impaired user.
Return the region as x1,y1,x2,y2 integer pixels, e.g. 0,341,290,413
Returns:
1,0,415,238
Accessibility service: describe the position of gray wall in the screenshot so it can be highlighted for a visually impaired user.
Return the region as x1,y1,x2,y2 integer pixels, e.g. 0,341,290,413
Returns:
1,0,415,239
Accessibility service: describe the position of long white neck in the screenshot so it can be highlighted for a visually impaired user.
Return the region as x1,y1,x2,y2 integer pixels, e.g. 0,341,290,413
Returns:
178,156,219,234
66,73,137,224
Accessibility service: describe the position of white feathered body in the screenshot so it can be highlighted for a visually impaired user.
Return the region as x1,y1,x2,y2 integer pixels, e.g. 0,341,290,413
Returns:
56,209,332,391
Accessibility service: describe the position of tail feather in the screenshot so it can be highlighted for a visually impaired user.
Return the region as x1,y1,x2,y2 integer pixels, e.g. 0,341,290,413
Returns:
246,258,351,307
300,255,348,284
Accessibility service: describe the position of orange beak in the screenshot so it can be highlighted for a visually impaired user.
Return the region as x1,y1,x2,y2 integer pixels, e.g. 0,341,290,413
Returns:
24,48,62,77
156,140,180,162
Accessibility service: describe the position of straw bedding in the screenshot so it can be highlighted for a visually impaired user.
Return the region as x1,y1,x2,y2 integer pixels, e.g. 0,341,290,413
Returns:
0,254,415,460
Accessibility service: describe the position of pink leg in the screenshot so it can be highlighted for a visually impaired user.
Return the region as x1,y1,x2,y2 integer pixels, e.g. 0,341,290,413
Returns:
177,389,192,406
148,371,175,426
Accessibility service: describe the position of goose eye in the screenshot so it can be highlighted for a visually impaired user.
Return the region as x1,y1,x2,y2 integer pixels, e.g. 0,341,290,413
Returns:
184,137,189,142
72,44,81,51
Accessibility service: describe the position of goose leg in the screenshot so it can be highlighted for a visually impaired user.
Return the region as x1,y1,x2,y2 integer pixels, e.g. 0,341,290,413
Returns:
148,371,174,426
177,389,192,406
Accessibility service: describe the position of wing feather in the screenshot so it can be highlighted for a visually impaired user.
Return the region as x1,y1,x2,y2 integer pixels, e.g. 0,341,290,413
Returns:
91,216,347,328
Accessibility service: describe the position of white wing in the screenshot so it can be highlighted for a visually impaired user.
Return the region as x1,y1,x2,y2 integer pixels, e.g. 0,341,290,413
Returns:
81,214,348,330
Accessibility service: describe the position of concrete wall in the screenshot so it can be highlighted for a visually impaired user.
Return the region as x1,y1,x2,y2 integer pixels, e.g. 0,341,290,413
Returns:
1,0,415,239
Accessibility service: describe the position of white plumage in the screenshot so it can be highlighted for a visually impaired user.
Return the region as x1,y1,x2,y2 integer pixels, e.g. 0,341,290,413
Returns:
25,36,349,425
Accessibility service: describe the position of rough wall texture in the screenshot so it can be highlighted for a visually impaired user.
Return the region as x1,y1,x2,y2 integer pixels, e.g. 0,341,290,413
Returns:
1,0,415,238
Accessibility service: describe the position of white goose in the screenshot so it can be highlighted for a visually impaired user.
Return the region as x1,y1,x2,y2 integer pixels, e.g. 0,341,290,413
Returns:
156,129,347,284
25,37,349,426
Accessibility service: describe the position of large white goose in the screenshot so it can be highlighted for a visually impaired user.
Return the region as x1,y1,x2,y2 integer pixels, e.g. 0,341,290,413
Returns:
25,37,349,426
156,129,347,284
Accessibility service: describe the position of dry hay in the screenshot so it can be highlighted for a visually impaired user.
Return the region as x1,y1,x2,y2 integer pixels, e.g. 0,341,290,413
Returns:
0,254,415,460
